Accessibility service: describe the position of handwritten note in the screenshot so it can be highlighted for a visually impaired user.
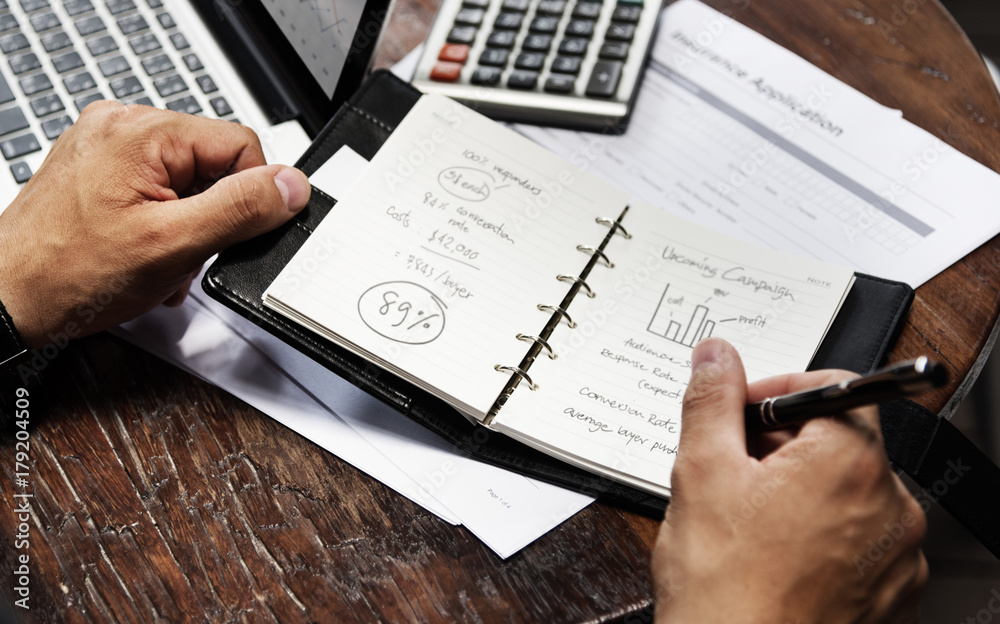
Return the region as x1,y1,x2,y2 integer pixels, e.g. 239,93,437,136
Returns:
495,201,854,496
264,94,630,421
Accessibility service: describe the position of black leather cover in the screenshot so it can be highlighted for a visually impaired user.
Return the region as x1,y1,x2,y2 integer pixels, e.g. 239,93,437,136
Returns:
203,70,916,516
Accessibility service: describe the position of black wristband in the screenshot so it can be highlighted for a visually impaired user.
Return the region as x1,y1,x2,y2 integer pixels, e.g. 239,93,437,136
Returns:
0,295,28,373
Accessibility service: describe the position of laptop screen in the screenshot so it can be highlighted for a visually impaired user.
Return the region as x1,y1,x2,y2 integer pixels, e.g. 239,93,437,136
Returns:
197,0,391,137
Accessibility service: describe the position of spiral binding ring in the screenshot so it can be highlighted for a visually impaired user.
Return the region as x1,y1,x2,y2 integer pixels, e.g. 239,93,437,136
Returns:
537,304,576,328
516,333,557,359
595,217,632,239
576,245,614,268
556,274,595,298
494,364,538,391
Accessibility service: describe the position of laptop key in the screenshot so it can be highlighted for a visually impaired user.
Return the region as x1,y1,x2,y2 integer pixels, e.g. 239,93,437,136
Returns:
85,34,117,56
19,0,49,11
10,161,32,184
73,91,103,112
144,0,161,7
63,0,93,15
194,74,216,94
41,30,72,52
155,12,174,29
0,74,13,104
129,95,152,106
41,114,72,140
30,11,60,33
97,54,128,76
9,52,41,75
181,53,201,72
52,51,83,73
29,92,63,116
75,15,105,36
168,32,188,50
105,0,135,14
128,32,160,54
140,52,172,75
0,33,30,54
18,72,51,95
0,14,19,33
152,73,184,97
1,134,40,160
165,95,200,114
117,14,147,35
110,73,142,97
62,70,95,94
209,96,231,117
0,107,29,135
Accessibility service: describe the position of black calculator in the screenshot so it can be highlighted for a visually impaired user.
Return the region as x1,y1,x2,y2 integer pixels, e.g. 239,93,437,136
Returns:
410,0,661,131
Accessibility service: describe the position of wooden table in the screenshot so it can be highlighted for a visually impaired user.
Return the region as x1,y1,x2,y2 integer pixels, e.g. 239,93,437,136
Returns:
3,0,1000,621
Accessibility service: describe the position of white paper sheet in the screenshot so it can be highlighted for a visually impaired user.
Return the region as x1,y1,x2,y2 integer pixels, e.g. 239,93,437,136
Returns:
515,0,1000,288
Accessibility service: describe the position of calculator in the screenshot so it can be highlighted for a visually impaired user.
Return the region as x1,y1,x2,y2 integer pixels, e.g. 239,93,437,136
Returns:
410,0,661,131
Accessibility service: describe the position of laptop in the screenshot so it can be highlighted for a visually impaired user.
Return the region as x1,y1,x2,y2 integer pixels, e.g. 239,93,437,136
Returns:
0,0,391,203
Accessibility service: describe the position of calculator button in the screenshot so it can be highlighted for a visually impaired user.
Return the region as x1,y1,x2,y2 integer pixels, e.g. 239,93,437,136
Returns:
438,43,470,63
514,52,544,70
522,34,552,52
507,70,538,89
544,74,574,93
463,0,489,7
605,22,635,41
62,70,95,94
529,16,558,33
565,19,595,37
10,161,31,183
18,73,51,95
1,133,40,159
585,59,621,96
454,8,484,25
10,52,42,75
536,0,566,14
0,107,29,135
611,4,641,22
493,12,522,29
550,55,581,74
41,114,72,140
501,0,528,11
29,92,63,116
486,30,515,48
598,41,628,59
471,66,501,85
617,0,641,5
74,91,104,112
447,25,477,44
430,61,462,82
209,96,232,117
479,48,509,67
572,2,602,18
558,37,588,55
0,33,30,54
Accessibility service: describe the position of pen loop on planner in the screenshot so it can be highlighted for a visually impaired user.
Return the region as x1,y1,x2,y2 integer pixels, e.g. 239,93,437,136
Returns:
556,274,595,298
576,245,614,268
595,217,632,239
537,304,576,328
494,365,538,391
516,333,557,359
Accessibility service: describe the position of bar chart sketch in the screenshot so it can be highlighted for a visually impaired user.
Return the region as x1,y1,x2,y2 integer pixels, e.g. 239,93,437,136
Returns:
647,284,716,347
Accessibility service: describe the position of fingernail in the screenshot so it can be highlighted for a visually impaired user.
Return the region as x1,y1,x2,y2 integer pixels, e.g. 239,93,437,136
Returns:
273,167,310,212
692,338,727,372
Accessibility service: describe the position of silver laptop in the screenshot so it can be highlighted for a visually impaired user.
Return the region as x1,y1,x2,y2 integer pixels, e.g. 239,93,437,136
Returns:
0,0,390,203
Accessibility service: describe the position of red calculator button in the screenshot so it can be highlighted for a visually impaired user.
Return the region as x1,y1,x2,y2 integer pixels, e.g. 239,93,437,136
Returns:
438,43,470,64
430,61,463,82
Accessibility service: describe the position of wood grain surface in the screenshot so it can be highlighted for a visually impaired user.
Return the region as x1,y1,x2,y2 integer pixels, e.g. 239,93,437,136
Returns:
2,0,1000,622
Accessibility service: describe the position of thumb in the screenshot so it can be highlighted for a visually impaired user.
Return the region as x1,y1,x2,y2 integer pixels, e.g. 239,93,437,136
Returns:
163,164,310,262
679,338,749,465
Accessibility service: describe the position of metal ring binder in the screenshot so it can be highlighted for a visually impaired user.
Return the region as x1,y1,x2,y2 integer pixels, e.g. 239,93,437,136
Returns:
576,245,614,268
595,217,632,239
537,304,576,328
556,274,595,298
494,364,538,391
516,333,557,359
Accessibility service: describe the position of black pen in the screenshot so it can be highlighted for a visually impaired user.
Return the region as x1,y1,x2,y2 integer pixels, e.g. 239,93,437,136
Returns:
745,357,948,430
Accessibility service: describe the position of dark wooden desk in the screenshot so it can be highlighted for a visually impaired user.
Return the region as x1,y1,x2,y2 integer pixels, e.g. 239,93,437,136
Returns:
3,1,1000,621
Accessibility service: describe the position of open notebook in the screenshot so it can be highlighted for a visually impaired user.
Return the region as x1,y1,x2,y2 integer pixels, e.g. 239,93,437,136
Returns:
260,93,856,498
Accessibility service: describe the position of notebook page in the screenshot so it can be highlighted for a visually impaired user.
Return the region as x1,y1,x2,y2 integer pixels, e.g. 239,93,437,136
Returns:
494,201,854,495
264,94,630,421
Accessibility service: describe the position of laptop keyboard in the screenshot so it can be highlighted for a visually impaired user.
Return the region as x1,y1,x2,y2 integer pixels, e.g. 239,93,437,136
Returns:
0,0,239,185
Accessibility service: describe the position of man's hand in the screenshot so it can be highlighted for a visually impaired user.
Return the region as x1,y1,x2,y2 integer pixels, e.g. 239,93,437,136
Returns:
0,102,310,348
653,338,928,623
